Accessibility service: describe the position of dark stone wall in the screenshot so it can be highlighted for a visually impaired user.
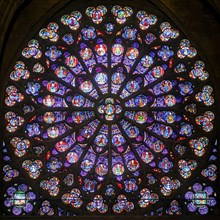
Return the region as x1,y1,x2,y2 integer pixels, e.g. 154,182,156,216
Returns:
159,0,220,86
0,0,25,53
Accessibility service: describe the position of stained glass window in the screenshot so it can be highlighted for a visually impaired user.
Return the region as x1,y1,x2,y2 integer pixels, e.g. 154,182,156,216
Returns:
2,1,218,217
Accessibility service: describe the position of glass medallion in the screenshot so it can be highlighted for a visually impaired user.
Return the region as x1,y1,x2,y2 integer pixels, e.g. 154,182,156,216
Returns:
112,44,124,56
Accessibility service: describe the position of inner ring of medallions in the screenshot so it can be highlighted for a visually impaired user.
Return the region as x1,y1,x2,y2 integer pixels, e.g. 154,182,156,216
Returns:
95,97,124,123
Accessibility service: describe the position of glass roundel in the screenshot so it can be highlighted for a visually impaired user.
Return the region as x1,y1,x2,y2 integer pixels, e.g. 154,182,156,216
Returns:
2,2,218,216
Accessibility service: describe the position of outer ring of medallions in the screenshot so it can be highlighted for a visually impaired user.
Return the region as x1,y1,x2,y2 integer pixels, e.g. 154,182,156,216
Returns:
94,94,124,125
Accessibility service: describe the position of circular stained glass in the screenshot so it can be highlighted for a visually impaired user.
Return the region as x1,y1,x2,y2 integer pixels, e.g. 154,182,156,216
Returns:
2,1,217,216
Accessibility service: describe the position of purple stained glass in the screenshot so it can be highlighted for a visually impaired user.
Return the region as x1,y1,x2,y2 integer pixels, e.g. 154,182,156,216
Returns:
2,2,217,217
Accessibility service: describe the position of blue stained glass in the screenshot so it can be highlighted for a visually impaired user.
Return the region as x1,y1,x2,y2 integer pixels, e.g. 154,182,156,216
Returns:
2,3,217,217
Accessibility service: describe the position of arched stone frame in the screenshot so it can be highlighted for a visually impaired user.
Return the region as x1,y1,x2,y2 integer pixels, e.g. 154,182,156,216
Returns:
0,0,220,219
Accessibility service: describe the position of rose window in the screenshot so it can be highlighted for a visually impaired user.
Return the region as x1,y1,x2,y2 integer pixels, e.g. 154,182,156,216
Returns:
2,1,218,217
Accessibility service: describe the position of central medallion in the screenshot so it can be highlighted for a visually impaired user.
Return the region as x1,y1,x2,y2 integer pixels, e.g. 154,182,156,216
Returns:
97,98,122,121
